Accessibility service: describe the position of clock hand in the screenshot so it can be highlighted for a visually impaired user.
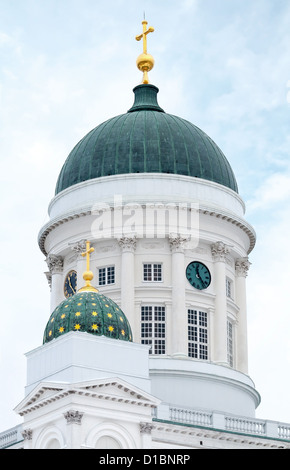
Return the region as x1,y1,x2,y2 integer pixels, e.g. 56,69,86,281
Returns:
68,276,76,293
196,265,206,288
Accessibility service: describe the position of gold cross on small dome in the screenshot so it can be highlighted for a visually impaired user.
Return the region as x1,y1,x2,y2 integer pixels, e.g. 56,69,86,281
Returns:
136,19,155,84
78,241,98,293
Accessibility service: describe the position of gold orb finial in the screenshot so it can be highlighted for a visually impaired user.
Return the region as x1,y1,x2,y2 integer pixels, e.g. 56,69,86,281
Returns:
135,20,155,84
78,240,99,293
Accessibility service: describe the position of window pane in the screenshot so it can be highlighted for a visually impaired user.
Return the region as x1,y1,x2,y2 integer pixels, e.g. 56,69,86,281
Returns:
143,264,152,281
99,268,106,285
141,305,166,355
107,266,115,284
188,310,208,361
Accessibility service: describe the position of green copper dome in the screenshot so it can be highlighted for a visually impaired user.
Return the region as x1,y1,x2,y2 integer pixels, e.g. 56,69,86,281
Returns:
55,84,238,195
43,291,133,344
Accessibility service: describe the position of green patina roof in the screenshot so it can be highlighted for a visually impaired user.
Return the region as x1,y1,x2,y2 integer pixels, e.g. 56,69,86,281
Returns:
55,84,238,195
43,291,132,344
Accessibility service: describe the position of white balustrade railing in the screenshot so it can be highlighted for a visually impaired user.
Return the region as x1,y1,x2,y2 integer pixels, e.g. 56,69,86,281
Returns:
154,405,290,442
225,416,265,435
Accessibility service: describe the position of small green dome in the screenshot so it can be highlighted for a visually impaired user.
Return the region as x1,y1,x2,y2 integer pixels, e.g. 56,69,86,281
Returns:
55,84,238,194
43,291,132,344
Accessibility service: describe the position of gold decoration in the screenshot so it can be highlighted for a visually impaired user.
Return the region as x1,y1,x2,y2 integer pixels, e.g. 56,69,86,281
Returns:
78,240,99,293
136,19,155,84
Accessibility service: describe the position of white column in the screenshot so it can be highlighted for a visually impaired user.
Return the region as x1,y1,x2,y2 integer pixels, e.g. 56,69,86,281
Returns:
64,410,84,449
46,255,64,313
169,234,188,358
118,236,137,337
211,242,229,366
235,257,251,374
139,423,153,449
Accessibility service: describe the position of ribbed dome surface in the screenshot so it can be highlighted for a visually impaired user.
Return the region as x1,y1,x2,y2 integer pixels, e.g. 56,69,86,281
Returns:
55,85,238,194
43,291,133,344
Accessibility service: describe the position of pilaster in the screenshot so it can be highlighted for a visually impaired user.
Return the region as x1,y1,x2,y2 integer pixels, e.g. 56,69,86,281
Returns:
169,234,189,358
235,257,251,374
118,236,137,336
46,255,64,313
211,242,229,366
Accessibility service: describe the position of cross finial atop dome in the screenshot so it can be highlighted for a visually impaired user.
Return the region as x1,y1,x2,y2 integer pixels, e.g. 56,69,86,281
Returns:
135,19,155,84
78,240,99,293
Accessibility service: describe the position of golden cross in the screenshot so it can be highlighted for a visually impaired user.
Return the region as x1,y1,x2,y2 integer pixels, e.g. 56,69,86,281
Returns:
78,240,98,293
136,20,154,55
81,241,94,272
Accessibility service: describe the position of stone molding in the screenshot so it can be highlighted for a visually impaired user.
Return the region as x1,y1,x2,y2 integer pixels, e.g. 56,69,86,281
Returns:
38,206,256,257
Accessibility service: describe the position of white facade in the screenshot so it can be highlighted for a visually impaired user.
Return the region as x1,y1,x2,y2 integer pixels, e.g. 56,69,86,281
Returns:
2,117,290,450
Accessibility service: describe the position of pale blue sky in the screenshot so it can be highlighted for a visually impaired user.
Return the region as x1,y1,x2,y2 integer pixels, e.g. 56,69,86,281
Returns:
0,0,290,432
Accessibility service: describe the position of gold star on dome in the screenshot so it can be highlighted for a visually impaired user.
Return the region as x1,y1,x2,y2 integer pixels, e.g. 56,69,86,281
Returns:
107,313,113,318
61,314,66,319
92,311,98,316
51,318,54,323
119,317,124,322
92,324,98,331
108,326,114,332
75,312,81,317
59,327,65,333
49,330,52,337
121,330,125,336
74,324,81,331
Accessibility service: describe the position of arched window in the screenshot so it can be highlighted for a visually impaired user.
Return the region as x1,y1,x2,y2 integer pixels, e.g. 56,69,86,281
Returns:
95,436,122,449
45,438,61,449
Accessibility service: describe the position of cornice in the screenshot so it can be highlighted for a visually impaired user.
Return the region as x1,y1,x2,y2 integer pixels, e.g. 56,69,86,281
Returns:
38,204,256,257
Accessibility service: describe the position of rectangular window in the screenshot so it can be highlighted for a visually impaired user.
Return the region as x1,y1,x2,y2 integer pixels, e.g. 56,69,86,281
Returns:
188,309,208,360
141,305,166,355
226,278,233,299
143,263,162,282
98,266,115,286
227,320,234,367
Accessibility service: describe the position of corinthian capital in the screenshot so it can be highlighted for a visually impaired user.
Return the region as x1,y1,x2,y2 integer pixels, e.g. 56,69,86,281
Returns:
118,235,137,253
235,257,251,277
46,254,64,274
169,233,190,253
69,239,87,256
211,241,230,262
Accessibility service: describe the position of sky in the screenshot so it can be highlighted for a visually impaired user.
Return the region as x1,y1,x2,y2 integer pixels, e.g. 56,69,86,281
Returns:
0,0,290,433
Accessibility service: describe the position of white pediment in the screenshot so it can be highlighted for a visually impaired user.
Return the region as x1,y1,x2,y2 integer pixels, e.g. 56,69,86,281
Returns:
15,378,160,417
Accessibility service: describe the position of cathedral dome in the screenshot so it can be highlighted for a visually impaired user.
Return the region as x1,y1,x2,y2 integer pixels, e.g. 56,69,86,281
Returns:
43,291,133,344
55,84,238,195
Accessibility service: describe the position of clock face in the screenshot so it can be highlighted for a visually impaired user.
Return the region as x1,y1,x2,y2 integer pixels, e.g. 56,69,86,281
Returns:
64,270,77,298
186,262,211,290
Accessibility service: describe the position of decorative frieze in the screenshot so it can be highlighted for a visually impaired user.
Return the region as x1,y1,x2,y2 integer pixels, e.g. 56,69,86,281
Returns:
118,235,137,253
64,410,84,425
211,241,230,262
46,254,64,274
235,257,251,277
